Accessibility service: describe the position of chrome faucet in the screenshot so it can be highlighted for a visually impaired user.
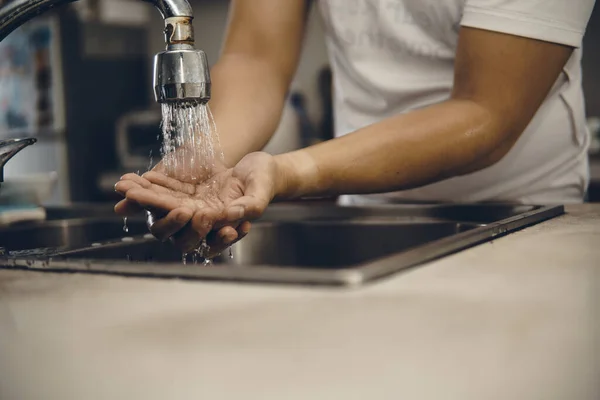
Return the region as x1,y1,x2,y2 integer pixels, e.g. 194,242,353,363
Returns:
0,0,211,178
0,138,37,184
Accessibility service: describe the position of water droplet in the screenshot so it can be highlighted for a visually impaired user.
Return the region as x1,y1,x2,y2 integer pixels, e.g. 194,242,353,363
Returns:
123,217,129,233
192,253,197,265
126,254,132,262
182,253,187,265
196,239,211,258
229,247,233,259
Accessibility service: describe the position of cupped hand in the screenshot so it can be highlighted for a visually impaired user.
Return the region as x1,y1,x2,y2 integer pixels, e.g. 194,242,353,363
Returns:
114,152,280,255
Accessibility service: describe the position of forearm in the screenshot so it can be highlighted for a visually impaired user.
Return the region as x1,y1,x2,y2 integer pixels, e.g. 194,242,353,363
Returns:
274,99,511,199
209,53,290,167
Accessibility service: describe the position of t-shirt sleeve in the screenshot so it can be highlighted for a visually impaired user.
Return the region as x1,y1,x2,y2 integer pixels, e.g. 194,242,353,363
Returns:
461,0,596,47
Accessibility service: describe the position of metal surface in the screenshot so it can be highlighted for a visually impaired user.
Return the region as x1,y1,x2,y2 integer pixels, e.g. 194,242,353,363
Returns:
0,138,37,182
153,46,211,103
0,0,193,41
43,204,127,220
0,204,565,286
57,220,481,267
163,16,194,45
0,218,148,254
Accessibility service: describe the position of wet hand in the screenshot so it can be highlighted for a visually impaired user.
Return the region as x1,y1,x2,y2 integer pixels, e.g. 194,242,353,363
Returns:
114,152,280,254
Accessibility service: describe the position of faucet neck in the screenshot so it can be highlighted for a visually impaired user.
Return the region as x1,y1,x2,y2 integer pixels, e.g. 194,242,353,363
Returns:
0,138,37,182
0,0,194,42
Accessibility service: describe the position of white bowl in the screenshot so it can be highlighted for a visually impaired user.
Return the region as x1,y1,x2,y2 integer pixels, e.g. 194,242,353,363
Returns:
0,171,58,205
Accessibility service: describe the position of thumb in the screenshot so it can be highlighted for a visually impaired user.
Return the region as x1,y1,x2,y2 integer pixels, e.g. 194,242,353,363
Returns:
225,177,274,221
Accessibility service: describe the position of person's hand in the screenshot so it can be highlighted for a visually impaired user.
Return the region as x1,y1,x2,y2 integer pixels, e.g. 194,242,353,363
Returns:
114,144,227,217
114,152,282,255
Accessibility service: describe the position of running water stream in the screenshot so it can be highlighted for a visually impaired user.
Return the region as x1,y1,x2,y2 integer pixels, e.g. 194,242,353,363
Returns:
160,101,224,184
158,101,230,265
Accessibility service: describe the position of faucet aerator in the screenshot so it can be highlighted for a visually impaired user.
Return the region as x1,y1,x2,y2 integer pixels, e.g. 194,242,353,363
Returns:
153,48,211,104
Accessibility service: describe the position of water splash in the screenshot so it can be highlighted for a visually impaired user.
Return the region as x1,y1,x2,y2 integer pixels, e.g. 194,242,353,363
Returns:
160,101,228,268
160,101,224,184
197,239,211,258
148,149,154,171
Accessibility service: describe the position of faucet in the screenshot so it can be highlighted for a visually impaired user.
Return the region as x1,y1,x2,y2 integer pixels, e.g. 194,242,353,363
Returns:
0,138,37,184
0,0,211,177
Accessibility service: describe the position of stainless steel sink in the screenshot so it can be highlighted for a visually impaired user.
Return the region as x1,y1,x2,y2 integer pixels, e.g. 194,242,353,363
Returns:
56,220,481,268
0,218,148,256
43,204,128,221
0,204,564,286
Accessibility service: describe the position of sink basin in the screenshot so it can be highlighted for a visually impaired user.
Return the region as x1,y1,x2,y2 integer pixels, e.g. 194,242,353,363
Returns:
56,220,481,268
0,204,564,286
43,204,125,221
0,218,148,256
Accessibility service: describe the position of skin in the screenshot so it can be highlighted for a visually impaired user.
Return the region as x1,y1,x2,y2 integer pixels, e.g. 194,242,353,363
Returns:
115,0,574,254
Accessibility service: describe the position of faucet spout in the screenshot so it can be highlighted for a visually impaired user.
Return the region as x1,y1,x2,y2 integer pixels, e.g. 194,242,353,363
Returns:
1,0,211,105
0,138,37,182
0,0,193,42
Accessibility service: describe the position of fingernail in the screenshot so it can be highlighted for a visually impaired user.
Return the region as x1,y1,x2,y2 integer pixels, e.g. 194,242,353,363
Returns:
227,206,244,221
223,234,236,245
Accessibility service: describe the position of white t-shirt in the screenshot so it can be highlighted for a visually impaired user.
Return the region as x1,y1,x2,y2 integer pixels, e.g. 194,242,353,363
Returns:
318,0,596,204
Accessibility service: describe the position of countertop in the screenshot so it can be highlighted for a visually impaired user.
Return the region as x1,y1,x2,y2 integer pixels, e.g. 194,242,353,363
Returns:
0,204,598,400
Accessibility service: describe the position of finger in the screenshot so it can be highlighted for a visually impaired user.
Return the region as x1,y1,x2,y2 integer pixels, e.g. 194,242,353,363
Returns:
219,226,239,245
225,195,269,222
148,207,194,242
142,171,196,195
114,199,143,216
120,173,177,196
120,173,152,188
224,173,272,221
239,221,252,236
203,222,251,258
232,221,251,244
206,226,238,249
114,180,143,197
125,188,189,213
189,207,221,238
171,223,203,253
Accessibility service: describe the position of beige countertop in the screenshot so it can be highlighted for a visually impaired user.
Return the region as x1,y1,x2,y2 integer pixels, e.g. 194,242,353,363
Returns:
0,205,599,400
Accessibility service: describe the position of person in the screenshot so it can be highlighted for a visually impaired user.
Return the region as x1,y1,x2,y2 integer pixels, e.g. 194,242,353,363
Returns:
115,0,596,254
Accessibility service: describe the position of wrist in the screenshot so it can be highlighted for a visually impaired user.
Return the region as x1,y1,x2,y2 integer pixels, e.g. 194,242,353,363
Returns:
272,151,320,200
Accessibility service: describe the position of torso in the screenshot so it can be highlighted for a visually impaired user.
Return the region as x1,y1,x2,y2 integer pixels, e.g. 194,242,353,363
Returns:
318,0,589,204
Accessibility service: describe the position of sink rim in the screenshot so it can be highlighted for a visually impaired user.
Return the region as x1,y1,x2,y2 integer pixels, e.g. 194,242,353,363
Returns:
0,204,565,287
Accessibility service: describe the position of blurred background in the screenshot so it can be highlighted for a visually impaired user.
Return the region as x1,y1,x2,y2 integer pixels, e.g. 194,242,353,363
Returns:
0,0,598,204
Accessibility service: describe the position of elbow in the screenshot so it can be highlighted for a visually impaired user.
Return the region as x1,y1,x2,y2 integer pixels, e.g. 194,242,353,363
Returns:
448,98,529,176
